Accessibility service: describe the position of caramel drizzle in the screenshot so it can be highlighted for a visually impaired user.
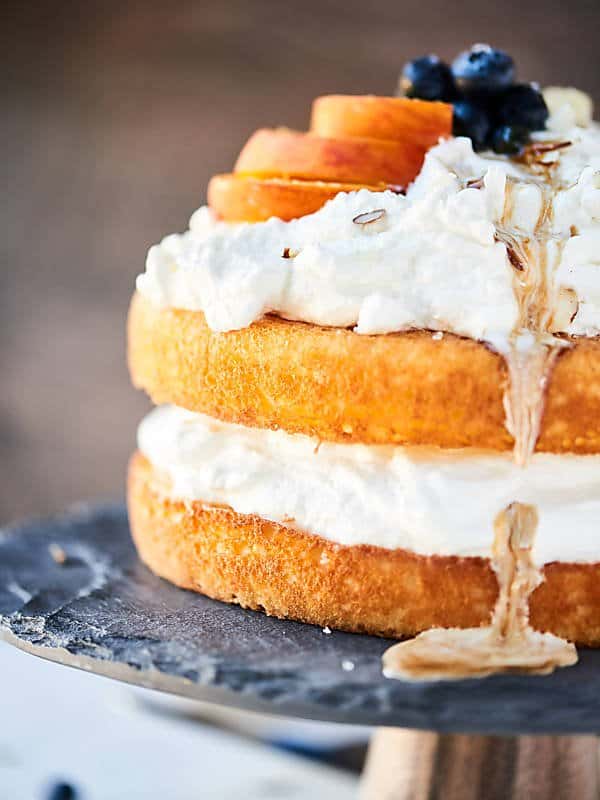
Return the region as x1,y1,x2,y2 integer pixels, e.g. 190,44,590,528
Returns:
499,179,568,466
492,503,542,640
383,162,579,681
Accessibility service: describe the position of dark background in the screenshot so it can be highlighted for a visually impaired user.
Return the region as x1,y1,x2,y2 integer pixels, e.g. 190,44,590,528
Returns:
3,0,599,523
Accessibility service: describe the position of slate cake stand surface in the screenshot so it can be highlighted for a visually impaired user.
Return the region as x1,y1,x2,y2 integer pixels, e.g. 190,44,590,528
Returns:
1,504,599,734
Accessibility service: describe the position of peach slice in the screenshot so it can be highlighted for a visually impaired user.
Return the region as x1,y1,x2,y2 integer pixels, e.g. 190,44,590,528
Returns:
234,128,428,188
208,174,380,222
311,95,453,150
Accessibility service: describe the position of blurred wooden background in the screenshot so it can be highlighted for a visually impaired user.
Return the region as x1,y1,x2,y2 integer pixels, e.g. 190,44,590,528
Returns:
2,0,599,523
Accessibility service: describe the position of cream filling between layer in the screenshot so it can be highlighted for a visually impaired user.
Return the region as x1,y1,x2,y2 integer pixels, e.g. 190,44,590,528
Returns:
138,405,600,567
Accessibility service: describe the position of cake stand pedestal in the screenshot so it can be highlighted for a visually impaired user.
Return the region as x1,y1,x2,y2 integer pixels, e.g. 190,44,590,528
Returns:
1,505,599,799
360,729,598,799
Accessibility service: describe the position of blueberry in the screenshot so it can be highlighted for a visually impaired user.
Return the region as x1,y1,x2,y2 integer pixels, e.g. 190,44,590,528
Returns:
46,782,77,800
452,44,515,92
400,55,456,101
497,84,549,131
491,124,530,155
453,99,491,151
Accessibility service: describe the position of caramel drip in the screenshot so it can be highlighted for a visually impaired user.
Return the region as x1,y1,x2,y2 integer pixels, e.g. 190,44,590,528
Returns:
500,179,567,465
383,503,577,681
503,344,559,466
382,165,579,682
492,503,540,639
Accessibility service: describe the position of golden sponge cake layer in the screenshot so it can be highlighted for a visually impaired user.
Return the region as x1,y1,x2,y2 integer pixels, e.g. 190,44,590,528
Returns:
128,293,600,453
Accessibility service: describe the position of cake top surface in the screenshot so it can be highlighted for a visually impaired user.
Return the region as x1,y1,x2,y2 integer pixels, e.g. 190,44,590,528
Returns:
136,44,599,352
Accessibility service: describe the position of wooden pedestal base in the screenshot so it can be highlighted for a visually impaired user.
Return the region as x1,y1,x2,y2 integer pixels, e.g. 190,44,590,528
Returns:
360,729,599,799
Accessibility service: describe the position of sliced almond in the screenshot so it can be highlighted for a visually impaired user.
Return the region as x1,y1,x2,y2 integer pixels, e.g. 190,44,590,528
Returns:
466,177,485,190
353,208,387,232
550,286,579,332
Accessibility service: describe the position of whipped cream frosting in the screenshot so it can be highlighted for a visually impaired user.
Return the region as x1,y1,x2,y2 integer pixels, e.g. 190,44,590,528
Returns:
138,405,600,566
136,115,600,348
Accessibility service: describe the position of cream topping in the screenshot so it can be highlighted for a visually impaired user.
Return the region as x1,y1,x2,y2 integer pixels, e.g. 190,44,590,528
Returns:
136,117,600,349
138,405,600,567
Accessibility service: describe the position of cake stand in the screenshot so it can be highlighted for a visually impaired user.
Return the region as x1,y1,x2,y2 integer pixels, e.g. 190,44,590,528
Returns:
1,505,598,798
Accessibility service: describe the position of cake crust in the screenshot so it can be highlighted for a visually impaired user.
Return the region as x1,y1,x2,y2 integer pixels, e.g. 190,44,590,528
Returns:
128,452,600,645
128,293,600,453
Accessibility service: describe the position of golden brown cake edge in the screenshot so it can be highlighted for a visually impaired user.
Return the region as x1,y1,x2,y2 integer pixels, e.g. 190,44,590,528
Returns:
128,293,600,453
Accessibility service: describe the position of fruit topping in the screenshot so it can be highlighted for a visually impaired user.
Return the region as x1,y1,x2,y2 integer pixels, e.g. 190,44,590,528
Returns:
399,44,555,155
311,95,452,151
497,84,548,131
208,174,379,223
491,124,531,156
453,99,491,151
210,94,454,223
543,86,593,128
235,128,437,188
452,44,515,92
400,55,456,101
